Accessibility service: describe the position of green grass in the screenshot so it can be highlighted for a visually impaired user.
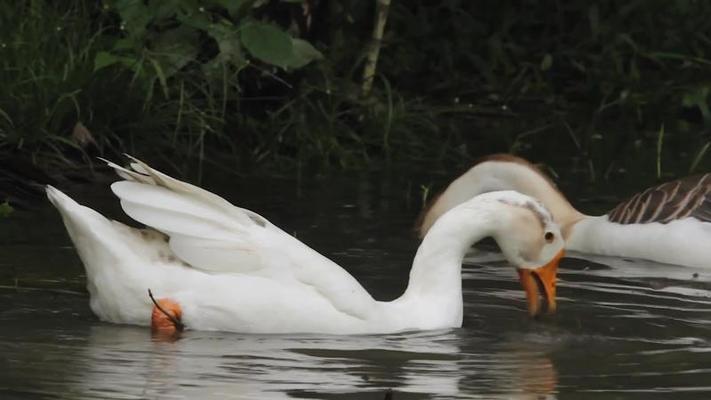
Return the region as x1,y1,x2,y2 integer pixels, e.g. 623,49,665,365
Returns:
0,1,100,166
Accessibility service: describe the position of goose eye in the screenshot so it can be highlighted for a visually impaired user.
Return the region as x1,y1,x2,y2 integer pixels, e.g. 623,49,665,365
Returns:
544,231,555,243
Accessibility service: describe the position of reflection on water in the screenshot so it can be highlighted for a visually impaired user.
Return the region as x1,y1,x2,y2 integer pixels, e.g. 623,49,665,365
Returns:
78,327,465,399
0,299,559,400
2,172,711,399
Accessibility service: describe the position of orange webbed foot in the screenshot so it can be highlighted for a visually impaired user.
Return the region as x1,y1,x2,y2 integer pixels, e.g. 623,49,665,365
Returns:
148,289,184,336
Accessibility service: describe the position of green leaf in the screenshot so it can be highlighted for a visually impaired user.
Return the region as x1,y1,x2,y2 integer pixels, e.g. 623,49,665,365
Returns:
112,0,151,38
286,39,323,69
682,87,709,107
148,0,182,20
113,38,137,50
211,0,253,17
205,21,244,65
94,51,118,71
94,51,136,71
682,87,711,123
176,8,212,31
0,201,14,218
151,26,199,76
240,21,294,67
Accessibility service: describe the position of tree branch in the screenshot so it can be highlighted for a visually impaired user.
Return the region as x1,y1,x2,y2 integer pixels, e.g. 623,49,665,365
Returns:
362,0,392,96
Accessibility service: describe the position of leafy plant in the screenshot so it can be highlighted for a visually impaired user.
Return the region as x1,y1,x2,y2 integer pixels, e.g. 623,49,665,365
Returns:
95,0,323,97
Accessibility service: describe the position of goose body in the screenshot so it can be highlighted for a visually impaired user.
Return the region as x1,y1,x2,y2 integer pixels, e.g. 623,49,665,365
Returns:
418,154,711,268
48,157,563,334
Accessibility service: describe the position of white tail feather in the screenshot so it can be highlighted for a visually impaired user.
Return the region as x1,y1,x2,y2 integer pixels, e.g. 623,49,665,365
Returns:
107,161,268,274
98,156,376,318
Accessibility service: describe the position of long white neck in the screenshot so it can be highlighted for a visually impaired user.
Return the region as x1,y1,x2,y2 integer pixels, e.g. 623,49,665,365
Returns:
391,204,499,330
421,161,584,238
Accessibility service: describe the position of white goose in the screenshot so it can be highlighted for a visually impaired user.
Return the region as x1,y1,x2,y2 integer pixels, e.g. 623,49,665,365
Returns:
418,154,711,269
47,157,564,335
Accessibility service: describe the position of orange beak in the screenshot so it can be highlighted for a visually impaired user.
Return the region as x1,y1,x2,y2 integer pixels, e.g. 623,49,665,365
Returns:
517,249,563,317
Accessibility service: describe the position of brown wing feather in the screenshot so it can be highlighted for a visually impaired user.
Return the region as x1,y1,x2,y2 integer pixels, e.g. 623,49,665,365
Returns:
608,173,711,224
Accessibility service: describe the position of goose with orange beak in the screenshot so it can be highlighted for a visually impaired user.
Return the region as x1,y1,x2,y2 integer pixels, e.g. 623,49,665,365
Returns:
47,157,564,335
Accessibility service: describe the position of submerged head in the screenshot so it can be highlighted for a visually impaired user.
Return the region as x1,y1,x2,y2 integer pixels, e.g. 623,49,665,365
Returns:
416,154,582,240
432,190,565,317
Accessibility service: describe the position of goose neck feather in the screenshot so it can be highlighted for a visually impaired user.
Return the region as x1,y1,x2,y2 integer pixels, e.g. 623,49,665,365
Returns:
418,156,584,239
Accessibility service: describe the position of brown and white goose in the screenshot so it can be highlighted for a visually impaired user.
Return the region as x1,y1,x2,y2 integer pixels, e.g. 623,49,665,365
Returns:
417,154,711,268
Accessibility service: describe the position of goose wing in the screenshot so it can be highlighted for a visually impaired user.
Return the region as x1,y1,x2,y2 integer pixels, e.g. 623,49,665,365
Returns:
106,156,375,319
607,173,711,224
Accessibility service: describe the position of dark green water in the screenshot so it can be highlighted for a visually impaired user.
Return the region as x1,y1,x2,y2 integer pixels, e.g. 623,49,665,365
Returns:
2,172,711,399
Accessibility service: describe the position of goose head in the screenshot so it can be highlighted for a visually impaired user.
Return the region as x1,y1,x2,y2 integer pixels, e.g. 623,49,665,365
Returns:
484,191,565,317
422,190,564,317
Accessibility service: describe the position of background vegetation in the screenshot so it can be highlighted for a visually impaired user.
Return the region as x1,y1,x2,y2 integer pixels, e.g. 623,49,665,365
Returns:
2,0,711,196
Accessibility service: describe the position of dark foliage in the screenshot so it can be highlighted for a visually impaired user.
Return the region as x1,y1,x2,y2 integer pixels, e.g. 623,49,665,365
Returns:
1,0,710,198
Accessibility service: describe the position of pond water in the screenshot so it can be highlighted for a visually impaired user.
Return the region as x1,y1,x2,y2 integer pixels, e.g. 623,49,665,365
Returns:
2,171,711,399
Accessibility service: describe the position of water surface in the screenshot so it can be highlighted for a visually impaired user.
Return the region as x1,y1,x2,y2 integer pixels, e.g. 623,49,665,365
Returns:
2,172,711,399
